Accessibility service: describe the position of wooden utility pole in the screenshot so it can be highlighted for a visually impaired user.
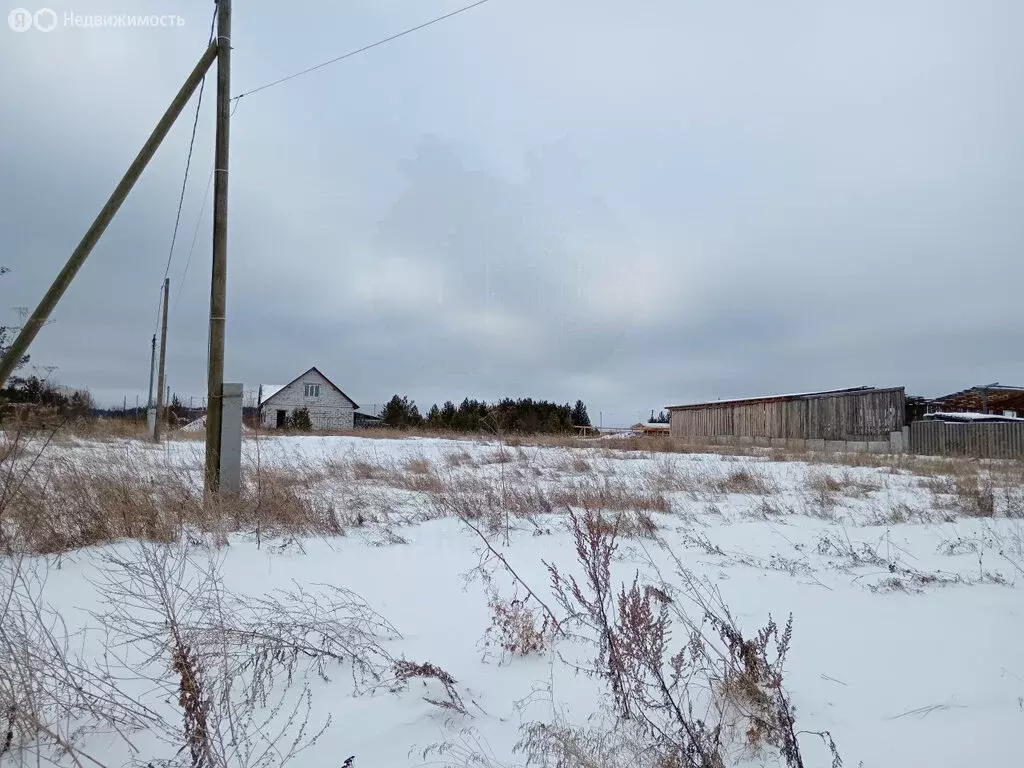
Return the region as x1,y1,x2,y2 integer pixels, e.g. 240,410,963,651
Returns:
205,0,232,494
154,278,170,442
0,42,218,388
147,334,156,408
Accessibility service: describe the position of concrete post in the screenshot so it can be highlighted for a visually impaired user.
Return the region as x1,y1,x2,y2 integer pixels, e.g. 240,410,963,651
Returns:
889,430,904,453
147,407,157,438
219,383,243,495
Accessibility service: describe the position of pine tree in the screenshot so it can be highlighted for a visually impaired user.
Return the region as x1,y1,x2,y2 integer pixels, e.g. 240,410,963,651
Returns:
571,399,591,427
426,404,441,426
381,394,424,429
381,395,407,427
290,407,313,431
441,400,457,428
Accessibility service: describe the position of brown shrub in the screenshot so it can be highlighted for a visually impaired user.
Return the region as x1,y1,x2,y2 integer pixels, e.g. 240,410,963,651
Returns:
485,595,553,659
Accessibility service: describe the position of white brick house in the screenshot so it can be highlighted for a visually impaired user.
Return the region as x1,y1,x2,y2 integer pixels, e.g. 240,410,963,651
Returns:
258,367,358,430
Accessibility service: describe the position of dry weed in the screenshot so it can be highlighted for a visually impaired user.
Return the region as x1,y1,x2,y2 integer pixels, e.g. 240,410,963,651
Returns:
445,450,477,468
716,467,777,496
390,660,467,715
549,479,670,515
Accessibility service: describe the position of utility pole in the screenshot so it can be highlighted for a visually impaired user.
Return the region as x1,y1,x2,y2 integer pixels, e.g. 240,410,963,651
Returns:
146,333,157,436
205,0,232,494
0,42,218,388
154,278,170,442
147,335,156,408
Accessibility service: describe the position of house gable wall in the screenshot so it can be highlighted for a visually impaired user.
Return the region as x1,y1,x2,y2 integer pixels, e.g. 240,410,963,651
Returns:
260,369,355,430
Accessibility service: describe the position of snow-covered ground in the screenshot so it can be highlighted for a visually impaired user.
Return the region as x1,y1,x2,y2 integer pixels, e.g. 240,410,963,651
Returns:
3,434,1023,767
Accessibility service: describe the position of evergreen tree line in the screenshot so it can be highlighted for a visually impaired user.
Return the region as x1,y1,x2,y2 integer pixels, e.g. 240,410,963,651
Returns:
380,395,592,434
0,375,93,419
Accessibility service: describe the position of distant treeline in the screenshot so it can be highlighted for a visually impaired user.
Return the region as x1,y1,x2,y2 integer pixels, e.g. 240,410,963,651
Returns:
0,375,92,418
380,395,592,434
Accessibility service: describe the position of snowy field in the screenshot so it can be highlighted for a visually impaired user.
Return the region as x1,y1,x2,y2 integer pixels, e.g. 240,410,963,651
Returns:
2,433,1023,767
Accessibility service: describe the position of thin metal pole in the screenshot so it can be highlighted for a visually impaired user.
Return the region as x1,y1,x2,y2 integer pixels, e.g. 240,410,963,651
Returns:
205,0,231,494
154,278,170,442
147,334,156,408
0,42,219,388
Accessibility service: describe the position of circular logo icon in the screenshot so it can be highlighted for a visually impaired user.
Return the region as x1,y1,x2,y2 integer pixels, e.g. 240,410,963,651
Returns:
8,8,33,32
34,8,57,32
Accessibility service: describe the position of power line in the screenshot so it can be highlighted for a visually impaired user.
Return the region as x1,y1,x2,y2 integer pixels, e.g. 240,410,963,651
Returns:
160,8,216,283
154,7,216,334
173,99,241,314
232,0,496,102
172,166,215,313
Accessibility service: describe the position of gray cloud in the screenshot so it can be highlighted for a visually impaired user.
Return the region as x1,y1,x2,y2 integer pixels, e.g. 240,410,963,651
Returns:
1,0,1021,424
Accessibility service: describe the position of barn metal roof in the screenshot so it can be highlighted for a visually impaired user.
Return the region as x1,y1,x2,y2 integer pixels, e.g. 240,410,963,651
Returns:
665,386,903,411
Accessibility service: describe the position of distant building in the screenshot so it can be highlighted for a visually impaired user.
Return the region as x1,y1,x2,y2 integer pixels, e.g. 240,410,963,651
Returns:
665,386,906,443
926,383,1024,419
258,367,359,430
632,422,670,436
354,411,383,428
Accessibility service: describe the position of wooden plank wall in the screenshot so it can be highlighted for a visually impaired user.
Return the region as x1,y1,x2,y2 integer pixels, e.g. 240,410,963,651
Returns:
909,420,1024,458
669,389,905,440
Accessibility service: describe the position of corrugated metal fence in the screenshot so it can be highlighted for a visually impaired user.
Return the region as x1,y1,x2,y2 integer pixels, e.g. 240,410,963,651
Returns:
910,420,1024,458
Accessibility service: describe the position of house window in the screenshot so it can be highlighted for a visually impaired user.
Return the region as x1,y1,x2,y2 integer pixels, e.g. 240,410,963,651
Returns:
304,384,321,398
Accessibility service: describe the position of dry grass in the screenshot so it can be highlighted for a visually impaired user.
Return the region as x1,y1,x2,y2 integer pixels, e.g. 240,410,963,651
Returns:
445,449,477,468
5,418,1021,556
549,479,670,515
0,437,349,554
715,468,778,496
587,509,661,539
406,457,433,475
551,451,593,474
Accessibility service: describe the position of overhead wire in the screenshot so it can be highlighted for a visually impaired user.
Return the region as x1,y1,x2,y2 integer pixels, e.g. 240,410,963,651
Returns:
173,99,240,314
168,0,498,315
231,0,495,102
153,5,217,334
172,168,215,313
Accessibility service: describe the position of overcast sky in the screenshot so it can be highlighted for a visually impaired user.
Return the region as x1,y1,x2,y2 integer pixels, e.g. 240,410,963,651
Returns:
1,0,1021,423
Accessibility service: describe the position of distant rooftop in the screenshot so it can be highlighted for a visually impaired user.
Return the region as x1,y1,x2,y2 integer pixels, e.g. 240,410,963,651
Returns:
666,386,894,411
243,384,286,407
929,383,1024,414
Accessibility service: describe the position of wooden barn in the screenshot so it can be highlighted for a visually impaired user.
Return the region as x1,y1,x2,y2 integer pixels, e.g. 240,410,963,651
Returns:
666,386,906,445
